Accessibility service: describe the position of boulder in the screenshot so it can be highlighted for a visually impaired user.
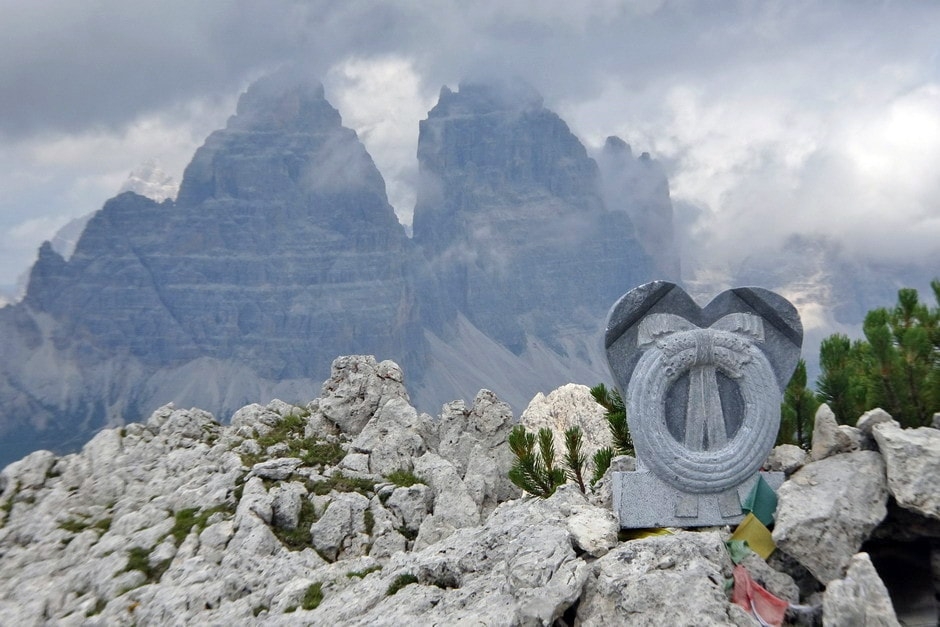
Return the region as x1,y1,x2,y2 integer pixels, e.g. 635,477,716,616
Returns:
856,408,897,435
872,421,940,519
811,404,856,460
773,451,888,583
413,453,480,530
547,484,618,558
823,552,900,626
270,481,307,530
249,457,303,481
764,444,808,475
317,356,410,436
343,397,432,476
386,484,434,532
310,492,371,561
576,531,748,626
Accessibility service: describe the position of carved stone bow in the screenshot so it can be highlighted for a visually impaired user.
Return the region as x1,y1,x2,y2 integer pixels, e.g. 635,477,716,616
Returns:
636,312,765,452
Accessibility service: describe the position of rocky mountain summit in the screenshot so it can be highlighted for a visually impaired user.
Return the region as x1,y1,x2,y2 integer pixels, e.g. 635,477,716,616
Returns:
1,355,936,625
0,73,667,466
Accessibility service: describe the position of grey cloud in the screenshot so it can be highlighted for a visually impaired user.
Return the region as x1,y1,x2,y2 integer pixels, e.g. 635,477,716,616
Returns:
1,0,939,290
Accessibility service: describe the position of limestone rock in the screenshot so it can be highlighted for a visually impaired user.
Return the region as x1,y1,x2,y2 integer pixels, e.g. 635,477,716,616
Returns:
310,492,371,561
270,481,307,530
549,484,619,557
739,552,799,603
433,390,517,517
773,451,889,583
811,404,857,460
576,531,743,626
344,396,431,475
249,457,303,481
307,492,592,625
318,356,411,436
823,552,900,626
857,408,897,435
386,484,434,532
764,444,808,474
413,453,480,530
872,421,940,519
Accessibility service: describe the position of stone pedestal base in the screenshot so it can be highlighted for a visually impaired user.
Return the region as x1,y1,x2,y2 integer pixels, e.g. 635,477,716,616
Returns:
613,470,784,528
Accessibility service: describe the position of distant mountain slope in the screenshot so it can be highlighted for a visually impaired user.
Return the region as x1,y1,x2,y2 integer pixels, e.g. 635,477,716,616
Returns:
0,73,671,467
412,81,653,355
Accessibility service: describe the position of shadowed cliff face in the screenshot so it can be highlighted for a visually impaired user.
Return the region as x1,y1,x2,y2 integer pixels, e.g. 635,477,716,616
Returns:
0,74,426,463
0,75,674,467
412,81,653,354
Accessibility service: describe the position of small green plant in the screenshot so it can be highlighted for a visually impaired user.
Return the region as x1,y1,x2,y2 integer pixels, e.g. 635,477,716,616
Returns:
309,472,375,496
168,504,232,546
346,565,382,579
272,498,318,551
508,426,566,498
85,598,107,617
588,383,636,485
563,427,587,493
397,525,419,541
591,447,614,485
301,582,324,610
239,411,344,468
252,605,268,617
122,546,171,583
590,383,633,454
301,440,345,468
363,509,375,535
386,573,419,596
385,470,425,488
59,515,111,535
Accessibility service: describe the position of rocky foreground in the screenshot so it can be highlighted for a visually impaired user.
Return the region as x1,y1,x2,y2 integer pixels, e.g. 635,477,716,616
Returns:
1,355,938,625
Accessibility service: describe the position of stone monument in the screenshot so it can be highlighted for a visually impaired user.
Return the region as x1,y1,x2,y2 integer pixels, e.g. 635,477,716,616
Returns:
605,281,802,528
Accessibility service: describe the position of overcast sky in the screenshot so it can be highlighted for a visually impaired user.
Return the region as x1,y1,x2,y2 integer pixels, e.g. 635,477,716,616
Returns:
1,0,938,296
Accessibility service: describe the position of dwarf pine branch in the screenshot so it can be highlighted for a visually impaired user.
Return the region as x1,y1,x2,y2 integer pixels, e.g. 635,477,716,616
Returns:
508,426,565,497
591,447,614,486
590,383,634,455
563,427,587,493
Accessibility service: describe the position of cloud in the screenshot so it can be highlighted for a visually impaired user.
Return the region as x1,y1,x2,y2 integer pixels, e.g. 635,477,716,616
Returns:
1,0,939,291
324,56,436,224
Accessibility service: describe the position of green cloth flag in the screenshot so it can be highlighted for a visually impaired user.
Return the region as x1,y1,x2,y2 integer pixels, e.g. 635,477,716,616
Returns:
725,539,752,565
742,475,777,527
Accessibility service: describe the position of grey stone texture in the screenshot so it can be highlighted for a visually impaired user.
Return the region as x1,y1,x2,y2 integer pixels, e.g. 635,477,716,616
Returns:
872,421,940,519
4,364,940,625
576,530,752,626
606,281,802,527
823,553,900,626
764,443,808,475
812,404,862,460
773,451,889,583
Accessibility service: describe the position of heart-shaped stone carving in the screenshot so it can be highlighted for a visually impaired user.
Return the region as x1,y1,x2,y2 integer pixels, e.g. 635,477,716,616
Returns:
605,281,802,495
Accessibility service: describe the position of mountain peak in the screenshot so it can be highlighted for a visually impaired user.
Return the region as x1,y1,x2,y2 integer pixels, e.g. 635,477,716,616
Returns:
431,79,543,118
230,71,336,132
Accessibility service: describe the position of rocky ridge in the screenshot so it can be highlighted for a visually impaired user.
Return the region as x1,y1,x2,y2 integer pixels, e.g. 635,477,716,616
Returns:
1,355,937,625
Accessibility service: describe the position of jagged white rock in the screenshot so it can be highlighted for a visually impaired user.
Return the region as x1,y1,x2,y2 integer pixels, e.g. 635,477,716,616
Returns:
2,364,937,625
823,552,900,626
872,421,940,520
773,451,888,583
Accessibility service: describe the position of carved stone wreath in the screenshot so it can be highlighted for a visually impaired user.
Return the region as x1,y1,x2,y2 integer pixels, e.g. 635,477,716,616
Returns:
605,281,803,498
